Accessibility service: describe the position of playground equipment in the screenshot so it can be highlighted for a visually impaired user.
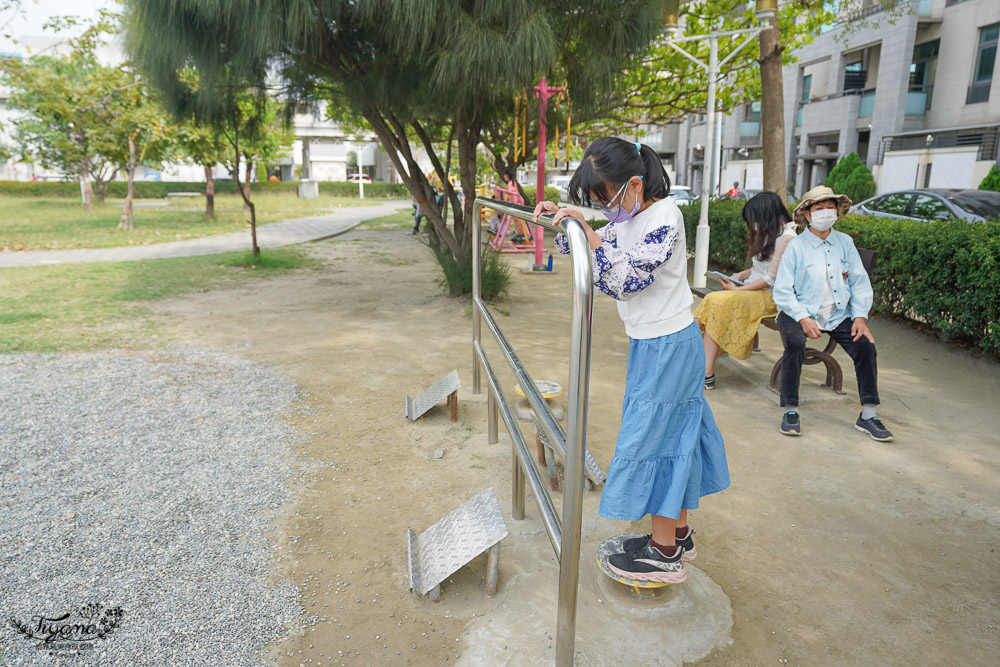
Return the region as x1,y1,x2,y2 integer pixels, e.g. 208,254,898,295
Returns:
487,184,535,253
472,196,598,666
404,370,460,422
595,534,673,594
513,381,602,492
407,487,507,601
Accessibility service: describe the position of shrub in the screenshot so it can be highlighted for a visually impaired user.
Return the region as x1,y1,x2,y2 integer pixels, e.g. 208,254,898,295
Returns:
431,245,511,301
837,214,1000,356
680,199,749,272
978,165,1000,192
521,185,561,205
824,152,876,203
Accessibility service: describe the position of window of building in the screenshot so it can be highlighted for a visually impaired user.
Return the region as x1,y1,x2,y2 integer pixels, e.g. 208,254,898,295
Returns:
967,23,999,105
844,61,866,91
910,194,952,220
909,40,939,113
802,74,812,102
744,101,761,122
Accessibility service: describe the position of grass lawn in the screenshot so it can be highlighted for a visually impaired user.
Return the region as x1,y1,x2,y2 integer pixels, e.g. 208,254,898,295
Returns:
354,208,414,231
0,192,377,251
0,247,318,353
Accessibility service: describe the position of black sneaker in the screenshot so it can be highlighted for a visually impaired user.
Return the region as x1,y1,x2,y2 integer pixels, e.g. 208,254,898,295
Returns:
607,537,687,584
780,411,801,436
855,414,894,442
704,374,716,390
622,527,696,562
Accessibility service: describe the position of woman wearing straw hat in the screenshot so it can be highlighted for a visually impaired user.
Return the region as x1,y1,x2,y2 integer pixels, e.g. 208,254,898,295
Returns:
772,186,894,441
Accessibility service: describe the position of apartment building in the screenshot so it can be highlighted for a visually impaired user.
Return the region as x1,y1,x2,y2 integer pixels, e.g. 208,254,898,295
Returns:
676,0,1000,197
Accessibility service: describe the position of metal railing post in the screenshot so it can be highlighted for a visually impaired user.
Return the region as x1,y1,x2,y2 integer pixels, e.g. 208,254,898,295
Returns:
487,386,498,444
512,456,525,520
555,216,594,667
472,204,482,394
469,197,593,666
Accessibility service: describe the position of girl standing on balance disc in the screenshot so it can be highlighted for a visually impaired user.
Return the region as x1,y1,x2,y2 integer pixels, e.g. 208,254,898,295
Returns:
533,137,729,584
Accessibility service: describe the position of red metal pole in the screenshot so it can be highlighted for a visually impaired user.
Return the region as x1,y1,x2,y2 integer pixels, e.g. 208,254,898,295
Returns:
534,78,562,270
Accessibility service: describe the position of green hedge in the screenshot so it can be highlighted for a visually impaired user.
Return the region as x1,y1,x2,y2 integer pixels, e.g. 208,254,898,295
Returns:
0,180,410,199
680,200,1000,356
521,185,562,205
837,214,1000,356
680,199,749,272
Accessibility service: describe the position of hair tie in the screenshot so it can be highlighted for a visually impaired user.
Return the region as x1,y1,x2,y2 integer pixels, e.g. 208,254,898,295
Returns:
634,142,642,152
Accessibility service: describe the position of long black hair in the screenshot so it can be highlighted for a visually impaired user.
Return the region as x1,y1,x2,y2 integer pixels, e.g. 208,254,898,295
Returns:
568,137,670,208
502,169,530,206
742,192,792,261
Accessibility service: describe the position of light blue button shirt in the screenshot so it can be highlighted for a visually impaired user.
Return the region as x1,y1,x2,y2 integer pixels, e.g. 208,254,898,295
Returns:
772,228,873,330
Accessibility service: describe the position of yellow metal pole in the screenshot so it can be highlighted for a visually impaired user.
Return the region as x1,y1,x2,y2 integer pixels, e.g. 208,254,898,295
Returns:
521,102,528,157
566,116,571,164
554,125,559,168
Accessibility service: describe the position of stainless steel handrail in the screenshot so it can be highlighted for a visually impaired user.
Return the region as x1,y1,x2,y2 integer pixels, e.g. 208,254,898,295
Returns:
471,196,593,667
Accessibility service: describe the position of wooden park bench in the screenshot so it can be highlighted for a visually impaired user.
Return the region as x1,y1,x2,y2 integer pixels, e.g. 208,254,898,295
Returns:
692,247,877,395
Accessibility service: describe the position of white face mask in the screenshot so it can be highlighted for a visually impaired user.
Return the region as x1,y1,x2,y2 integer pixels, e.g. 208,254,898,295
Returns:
809,208,838,232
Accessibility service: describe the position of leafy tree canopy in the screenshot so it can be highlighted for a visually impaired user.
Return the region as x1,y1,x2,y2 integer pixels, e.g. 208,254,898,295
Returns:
124,0,665,264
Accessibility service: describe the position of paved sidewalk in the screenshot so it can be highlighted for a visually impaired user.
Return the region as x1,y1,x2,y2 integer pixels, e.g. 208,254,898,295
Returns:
0,201,407,268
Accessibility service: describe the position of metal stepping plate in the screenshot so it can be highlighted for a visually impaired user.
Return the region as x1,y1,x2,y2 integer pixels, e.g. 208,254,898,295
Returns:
407,487,508,596
405,370,461,421
596,533,671,590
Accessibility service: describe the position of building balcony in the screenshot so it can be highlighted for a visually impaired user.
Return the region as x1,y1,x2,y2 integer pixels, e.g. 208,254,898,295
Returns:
800,93,862,132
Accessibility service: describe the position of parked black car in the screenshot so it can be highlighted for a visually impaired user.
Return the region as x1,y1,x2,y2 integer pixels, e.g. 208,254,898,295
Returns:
850,189,1000,222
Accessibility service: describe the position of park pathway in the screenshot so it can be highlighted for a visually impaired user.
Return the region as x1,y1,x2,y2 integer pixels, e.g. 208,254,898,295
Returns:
0,200,408,268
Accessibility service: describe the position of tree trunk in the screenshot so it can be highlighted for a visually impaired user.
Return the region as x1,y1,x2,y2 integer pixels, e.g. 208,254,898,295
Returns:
455,106,482,260
93,176,107,203
442,125,455,223
361,106,464,260
235,151,258,257
80,158,94,212
242,156,253,213
204,164,215,220
118,132,137,231
759,14,787,205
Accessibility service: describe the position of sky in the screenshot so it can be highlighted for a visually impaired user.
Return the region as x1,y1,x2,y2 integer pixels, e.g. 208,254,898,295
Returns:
1,0,114,54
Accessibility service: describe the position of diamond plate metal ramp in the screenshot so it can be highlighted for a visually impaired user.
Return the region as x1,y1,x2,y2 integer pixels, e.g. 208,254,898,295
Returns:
405,370,461,421
407,487,507,599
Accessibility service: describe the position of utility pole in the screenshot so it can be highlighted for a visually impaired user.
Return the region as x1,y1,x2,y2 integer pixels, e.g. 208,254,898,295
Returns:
663,0,776,288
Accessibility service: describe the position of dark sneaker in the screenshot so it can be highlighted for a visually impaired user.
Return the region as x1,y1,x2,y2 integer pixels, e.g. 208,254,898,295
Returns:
704,374,716,390
622,527,697,562
780,411,801,436
607,537,687,584
855,414,894,442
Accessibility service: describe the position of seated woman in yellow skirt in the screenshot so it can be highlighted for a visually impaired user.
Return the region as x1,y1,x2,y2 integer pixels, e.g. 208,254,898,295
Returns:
694,192,797,389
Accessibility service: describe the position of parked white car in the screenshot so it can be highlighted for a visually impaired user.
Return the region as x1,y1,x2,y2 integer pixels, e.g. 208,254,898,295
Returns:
348,174,373,183
550,175,573,202
669,185,696,206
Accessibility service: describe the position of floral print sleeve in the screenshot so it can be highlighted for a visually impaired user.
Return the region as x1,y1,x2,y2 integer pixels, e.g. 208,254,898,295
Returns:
553,222,677,301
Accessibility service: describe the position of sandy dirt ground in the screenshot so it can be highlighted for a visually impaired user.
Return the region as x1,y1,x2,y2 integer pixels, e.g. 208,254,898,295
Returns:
159,227,1000,666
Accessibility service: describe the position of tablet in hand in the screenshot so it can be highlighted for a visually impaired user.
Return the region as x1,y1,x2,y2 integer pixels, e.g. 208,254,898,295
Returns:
705,270,745,286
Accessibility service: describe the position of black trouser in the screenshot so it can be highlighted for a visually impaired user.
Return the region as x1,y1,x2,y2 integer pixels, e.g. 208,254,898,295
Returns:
776,311,880,408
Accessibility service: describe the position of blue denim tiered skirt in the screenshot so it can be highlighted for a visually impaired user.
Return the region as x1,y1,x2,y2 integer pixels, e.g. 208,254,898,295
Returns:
598,322,730,521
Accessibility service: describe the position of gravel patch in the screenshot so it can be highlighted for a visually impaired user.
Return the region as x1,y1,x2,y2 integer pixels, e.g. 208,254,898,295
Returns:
0,347,311,665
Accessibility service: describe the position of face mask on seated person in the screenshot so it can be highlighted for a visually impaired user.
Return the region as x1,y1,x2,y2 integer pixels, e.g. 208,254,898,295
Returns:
809,208,838,232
